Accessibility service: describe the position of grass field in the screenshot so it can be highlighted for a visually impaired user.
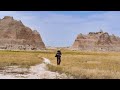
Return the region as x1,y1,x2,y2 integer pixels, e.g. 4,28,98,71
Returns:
0,50,43,69
0,49,120,79
39,49,120,79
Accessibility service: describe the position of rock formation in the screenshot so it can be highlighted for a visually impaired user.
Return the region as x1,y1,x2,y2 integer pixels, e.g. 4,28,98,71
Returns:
0,16,45,50
72,30,120,51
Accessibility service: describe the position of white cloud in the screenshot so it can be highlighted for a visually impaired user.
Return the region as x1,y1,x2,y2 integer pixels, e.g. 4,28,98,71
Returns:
0,11,120,47
37,11,120,46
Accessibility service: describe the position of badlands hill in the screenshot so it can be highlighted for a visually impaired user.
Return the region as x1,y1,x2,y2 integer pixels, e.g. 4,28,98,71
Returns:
0,16,45,50
72,30,120,51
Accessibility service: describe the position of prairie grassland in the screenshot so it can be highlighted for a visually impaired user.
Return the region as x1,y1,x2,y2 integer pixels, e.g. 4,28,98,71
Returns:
0,50,43,69
1,50,120,79
38,50,120,79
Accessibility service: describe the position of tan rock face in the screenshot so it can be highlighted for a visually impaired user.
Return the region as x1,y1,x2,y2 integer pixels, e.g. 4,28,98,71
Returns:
0,16,45,50
72,30,120,51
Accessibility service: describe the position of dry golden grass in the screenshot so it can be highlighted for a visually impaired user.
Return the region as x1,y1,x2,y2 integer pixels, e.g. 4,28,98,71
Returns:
0,50,43,69
38,50,120,79
1,50,120,79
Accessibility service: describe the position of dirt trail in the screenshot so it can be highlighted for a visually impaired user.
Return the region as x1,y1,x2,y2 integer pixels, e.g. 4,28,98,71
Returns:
0,57,73,79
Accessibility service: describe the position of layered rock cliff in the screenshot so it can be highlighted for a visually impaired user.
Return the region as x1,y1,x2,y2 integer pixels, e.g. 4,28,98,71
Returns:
72,30,120,51
0,16,45,50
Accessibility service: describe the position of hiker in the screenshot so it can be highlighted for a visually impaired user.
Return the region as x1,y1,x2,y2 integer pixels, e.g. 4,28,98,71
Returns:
55,50,62,65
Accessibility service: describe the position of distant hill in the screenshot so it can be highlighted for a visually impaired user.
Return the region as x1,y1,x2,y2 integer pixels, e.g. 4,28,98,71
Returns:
71,30,120,51
0,16,45,50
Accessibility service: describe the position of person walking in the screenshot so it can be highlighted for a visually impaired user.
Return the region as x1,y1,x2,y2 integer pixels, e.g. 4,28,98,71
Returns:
55,50,62,65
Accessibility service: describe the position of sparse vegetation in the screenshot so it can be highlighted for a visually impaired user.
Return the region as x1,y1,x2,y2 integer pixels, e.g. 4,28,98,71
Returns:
1,50,120,79
39,49,120,79
0,50,43,68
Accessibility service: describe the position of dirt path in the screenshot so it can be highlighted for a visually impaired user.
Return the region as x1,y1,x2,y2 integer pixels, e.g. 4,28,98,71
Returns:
0,57,73,79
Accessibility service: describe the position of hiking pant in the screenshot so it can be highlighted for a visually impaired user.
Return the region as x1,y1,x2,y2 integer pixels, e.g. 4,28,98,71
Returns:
57,57,61,65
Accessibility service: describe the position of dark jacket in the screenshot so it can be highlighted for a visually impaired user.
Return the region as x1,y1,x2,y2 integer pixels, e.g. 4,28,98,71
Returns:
55,50,62,57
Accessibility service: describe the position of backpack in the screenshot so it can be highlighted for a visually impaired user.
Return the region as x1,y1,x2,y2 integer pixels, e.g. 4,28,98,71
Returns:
55,50,62,57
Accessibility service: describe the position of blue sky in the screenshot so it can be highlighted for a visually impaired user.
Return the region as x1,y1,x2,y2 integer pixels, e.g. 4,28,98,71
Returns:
0,11,120,47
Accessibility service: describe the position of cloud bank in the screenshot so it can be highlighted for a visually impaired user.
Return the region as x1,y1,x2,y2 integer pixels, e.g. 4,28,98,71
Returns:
0,11,120,47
